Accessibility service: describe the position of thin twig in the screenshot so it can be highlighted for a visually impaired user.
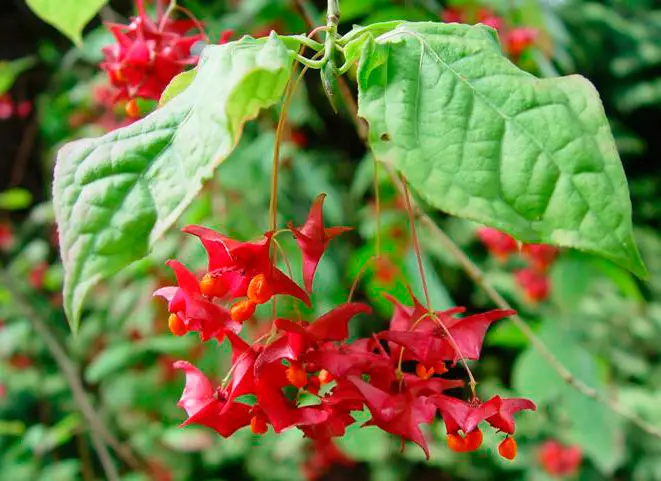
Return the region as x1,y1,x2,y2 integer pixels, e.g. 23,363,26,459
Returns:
382,166,661,439
293,0,368,139
0,270,148,472
10,116,38,187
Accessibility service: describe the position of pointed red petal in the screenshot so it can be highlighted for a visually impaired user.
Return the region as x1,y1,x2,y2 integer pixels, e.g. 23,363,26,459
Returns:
307,303,372,342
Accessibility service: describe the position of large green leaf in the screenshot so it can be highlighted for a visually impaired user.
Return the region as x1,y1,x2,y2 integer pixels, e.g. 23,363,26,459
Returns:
513,320,624,474
356,22,646,278
26,0,108,45
53,35,293,329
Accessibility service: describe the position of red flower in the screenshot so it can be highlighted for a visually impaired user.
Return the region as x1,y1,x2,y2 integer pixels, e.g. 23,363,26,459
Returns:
0,94,13,119
476,9,504,31
515,268,550,303
463,395,536,435
218,29,235,45
538,440,582,477
183,225,310,306
349,376,437,459
289,193,352,291
433,394,535,435
155,260,240,341
0,222,13,250
380,291,515,365
304,341,393,382
16,100,32,119
256,303,372,371
522,243,559,272
255,375,329,433
478,227,518,262
29,262,49,290
174,361,252,437
100,0,204,102
503,27,538,58
441,7,464,23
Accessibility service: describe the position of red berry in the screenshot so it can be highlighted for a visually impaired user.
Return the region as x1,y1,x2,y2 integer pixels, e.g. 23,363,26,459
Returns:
447,433,466,452
515,268,550,303
199,273,229,298
499,437,517,460
247,274,272,304
168,313,187,336
538,440,582,476
286,363,308,389
318,369,333,385
250,416,268,435
415,363,435,380
464,429,484,451
230,299,256,323
125,99,140,118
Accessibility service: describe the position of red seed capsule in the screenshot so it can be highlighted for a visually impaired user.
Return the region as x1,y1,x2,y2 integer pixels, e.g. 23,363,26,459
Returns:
247,274,272,304
199,273,229,298
250,416,268,435
464,429,483,451
318,369,334,385
415,363,435,380
125,98,140,118
230,300,256,323
168,313,187,336
286,363,307,389
447,433,466,452
499,437,518,460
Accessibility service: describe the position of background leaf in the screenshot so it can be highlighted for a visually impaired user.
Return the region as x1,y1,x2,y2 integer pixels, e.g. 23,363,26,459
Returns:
25,0,109,45
513,319,624,474
0,57,37,95
356,22,646,278
53,35,293,329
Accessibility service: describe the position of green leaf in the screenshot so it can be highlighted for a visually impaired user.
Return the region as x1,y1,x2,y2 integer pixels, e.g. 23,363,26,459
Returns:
53,35,292,329
513,320,624,474
26,0,108,45
0,188,33,210
85,342,140,383
159,69,197,107
0,57,37,95
356,22,646,278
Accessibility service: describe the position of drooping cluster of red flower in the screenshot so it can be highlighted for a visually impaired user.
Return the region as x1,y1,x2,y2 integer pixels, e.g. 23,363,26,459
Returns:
156,195,535,470
442,6,537,59
100,0,204,115
478,227,559,303
538,440,582,477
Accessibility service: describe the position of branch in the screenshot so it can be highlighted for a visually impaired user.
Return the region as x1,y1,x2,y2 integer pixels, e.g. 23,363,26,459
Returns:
0,270,148,472
385,169,661,439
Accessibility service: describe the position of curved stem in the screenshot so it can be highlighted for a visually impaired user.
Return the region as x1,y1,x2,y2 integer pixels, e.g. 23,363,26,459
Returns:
288,34,325,51
289,52,326,69
401,176,477,395
347,255,378,303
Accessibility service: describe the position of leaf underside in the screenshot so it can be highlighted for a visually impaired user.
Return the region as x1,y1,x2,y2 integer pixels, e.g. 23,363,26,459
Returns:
356,22,645,278
53,35,292,329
